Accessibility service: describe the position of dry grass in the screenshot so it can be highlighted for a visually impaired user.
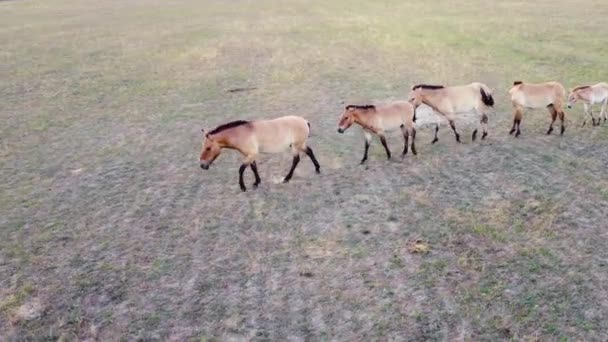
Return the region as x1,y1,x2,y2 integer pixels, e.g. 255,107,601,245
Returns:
2,0,608,339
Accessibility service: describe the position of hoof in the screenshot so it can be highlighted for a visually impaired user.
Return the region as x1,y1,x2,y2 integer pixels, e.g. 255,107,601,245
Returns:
431,138,438,144
282,178,290,184
515,131,521,137
315,168,321,174
482,132,488,140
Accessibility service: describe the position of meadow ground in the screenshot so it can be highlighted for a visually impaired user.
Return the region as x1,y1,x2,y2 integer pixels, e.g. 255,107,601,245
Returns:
2,0,608,340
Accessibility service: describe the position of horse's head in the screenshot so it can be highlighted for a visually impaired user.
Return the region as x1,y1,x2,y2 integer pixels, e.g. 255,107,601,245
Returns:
407,88,423,108
567,92,577,108
199,129,221,169
337,106,357,133
567,90,580,109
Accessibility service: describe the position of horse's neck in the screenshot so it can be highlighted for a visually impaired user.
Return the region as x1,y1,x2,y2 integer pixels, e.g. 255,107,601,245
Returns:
213,130,240,149
355,111,375,129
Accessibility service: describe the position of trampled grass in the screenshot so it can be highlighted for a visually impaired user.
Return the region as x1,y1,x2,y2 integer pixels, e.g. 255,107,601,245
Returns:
1,0,608,339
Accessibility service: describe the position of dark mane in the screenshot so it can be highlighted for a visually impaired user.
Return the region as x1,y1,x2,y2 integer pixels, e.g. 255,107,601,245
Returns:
573,85,590,92
513,81,523,86
412,84,444,90
208,120,250,135
346,104,376,110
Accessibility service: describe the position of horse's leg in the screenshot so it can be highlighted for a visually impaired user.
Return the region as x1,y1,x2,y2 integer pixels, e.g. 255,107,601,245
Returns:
379,133,391,159
250,161,261,188
361,131,372,164
446,113,460,142
581,103,588,127
547,105,557,135
600,99,608,124
481,113,489,140
472,108,481,142
559,109,566,135
589,103,597,126
401,124,409,155
304,146,321,173
238,164,248,192
238,155,256,191
411,127,417,155
510,105,523,137
432,119,439,144
283,150,301,183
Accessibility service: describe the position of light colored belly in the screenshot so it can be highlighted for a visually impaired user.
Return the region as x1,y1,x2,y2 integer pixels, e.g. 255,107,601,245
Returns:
258,134,294,154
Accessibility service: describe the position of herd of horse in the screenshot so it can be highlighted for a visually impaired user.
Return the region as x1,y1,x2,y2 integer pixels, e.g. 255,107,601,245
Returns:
199,81,608,191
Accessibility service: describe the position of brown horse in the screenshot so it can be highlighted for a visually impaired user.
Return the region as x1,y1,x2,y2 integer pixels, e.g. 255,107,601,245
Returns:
567,83,608,126
199,116,321,191
509,81,567,136
337,102,416,164
407,82,494,143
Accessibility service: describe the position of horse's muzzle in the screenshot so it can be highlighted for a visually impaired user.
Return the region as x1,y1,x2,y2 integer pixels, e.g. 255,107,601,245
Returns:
200,164,209,170
337,128,344,134
567,105,572,109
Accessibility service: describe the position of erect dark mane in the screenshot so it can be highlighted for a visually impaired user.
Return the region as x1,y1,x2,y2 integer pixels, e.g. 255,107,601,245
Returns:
573,85,590,92
412,84,444,90
208,120,250,135
346,104,376,110
513,81,523,86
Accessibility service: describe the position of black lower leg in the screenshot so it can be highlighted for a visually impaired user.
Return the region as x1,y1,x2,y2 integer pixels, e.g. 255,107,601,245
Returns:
283,155,300,182
547,121,555,135
516,119,521,137
305,147,321,173
472,129,478,142
250,161,261,188
238,164,248,192
432,124,439,144
411,129,417,155
361,141,370,164
449,120,460,142
402,131,409,155
481,115,488,139
509,120,517,135
380,136,391,159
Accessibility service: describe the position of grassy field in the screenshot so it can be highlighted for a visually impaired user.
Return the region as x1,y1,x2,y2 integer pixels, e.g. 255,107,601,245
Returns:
2,0,608,339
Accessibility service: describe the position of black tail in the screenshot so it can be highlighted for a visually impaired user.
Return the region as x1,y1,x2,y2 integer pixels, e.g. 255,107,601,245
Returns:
307,121,311,136
480,88,494,107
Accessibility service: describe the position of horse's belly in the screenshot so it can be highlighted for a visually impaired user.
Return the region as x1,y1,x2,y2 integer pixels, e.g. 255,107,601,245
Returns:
381,116,405,131
258,136,292,154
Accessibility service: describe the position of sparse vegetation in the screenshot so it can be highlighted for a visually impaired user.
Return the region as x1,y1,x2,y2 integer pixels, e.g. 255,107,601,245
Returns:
1,0,608,339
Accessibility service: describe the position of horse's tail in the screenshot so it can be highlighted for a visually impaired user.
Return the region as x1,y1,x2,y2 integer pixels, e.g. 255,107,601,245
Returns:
306,121,312,137
479,86,494,107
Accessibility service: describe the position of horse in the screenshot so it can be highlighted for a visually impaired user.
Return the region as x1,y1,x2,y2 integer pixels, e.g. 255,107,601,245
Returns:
199,116,321,192
407,82,494,144
337,102,417,164
567,83,608,127
508,81,567,137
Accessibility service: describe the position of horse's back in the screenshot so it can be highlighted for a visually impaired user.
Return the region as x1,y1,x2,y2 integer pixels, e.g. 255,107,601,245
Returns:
377,101,414,127
511,82,565,107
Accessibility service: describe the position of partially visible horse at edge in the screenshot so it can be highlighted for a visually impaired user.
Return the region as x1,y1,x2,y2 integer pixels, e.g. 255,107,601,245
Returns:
567,83,608,127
